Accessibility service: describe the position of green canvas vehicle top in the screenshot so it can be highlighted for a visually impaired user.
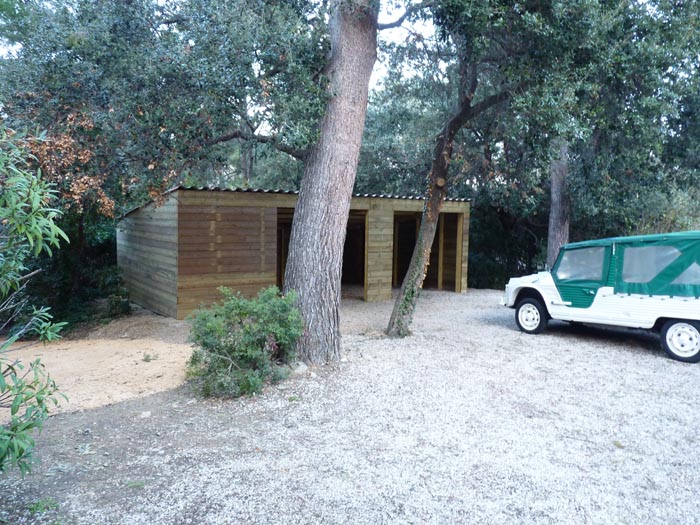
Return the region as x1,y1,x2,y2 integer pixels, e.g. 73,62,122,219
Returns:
563,230,700,299
502,231,700,362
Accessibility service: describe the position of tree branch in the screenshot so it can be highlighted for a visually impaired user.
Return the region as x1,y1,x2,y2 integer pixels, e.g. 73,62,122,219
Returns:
159,15,188,26
449,84,525,139
468,64,479,102
377,1,433,30
206,130,308,161
458,59,478,108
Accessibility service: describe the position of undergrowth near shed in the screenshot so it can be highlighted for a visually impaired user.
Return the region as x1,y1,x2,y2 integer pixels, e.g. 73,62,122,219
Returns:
188,286,304,398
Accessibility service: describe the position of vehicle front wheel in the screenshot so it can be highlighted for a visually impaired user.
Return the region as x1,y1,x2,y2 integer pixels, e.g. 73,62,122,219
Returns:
660,320,700,363
515,298,548,334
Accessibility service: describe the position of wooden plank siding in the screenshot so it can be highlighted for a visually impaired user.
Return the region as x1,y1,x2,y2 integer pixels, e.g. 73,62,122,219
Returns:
364,201,394,302
456,212,470,293
117,198,178,318
177,201,276,319
117,188,470,319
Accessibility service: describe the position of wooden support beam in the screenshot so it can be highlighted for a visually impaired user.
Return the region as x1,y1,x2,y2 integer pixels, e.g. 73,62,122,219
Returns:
438,214,445,290
392,215,399,288
455,213,463,292
364,204,394,302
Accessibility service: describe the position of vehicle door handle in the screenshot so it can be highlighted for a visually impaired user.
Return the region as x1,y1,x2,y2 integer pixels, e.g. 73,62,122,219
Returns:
584,289,596,295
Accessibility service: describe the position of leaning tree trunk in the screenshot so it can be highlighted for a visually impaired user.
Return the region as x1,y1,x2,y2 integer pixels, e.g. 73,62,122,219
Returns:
283,0,377,364
546,140,570,268
386,133,453,337
386,84,513,337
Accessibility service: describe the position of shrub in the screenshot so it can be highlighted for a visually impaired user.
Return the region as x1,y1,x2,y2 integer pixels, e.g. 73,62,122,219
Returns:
188,286,304,398
1,126,67,474
1,357,64,475
107,292,131,317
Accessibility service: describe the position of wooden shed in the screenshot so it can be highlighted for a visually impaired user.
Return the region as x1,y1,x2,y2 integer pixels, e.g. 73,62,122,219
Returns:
117,187,471,319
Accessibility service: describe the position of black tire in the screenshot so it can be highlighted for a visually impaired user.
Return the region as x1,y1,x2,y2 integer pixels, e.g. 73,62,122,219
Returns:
515,298,548,334
660,320,700,363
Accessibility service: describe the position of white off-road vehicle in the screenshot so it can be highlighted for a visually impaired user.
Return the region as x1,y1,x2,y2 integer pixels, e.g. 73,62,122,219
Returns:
502,232,700,362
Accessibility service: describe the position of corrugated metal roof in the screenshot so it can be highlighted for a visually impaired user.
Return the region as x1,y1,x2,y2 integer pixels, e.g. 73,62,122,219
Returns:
173,185,471,202
120,185,470,219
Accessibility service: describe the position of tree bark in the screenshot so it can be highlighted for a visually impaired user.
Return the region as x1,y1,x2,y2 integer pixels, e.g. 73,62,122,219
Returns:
283,0,377,364
386,87,514,337
238,137,254,185
546,140,569,268
386,132,451,336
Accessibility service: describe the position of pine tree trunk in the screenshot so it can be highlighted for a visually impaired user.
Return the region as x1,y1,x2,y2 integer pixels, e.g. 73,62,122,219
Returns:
386,134,451,337
283,0,377,364
547,140,570,268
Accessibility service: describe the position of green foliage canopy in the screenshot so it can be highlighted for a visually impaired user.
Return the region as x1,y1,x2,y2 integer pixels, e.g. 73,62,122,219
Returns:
358,0,700,286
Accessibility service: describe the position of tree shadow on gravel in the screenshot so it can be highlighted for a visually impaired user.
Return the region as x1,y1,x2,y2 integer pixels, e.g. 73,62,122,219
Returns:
548,321,660,352
479,311,518,329
481,309,661,358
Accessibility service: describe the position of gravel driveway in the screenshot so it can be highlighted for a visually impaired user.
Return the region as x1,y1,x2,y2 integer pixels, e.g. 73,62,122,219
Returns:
2,289,700,524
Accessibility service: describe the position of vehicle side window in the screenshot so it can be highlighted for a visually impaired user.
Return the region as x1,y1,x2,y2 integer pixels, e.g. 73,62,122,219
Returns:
622,245,681,283
671,262,700,285
555,247,606,281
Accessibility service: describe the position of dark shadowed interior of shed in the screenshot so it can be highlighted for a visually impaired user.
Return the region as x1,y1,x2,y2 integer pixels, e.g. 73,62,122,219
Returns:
276,208,458,292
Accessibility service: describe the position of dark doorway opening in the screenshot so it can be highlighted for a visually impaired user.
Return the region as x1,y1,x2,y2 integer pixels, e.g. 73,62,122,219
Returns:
276,208,294,288
277,208,367,294
393,213,420,287
392,212,460,291
342,211,367,287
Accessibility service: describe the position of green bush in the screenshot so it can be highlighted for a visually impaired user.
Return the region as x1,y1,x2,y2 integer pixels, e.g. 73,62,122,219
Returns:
1,126,67,474
1,357,64,475
107,292,131,317
188,286,304,398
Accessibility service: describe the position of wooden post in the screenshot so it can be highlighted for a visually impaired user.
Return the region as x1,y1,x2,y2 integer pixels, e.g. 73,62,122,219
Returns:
392,215,399,288
437,214,444,290
455,212,469,293
364,202,393,301
455,213,464,293
259,208,266,271
364,211,369,301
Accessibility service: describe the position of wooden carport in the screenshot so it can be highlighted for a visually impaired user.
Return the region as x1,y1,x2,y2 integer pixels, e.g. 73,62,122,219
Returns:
117,187,470,319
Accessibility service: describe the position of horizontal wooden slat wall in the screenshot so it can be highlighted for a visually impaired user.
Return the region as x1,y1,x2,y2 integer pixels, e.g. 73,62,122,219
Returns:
176,193,277,319
117,198,178,317
364,201,394,302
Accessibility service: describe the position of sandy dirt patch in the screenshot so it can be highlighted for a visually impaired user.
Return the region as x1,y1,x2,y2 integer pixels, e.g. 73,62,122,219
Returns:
2,288,385,418
2,306,192,417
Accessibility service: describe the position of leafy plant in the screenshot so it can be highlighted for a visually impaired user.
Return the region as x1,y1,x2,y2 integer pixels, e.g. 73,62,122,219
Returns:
1,126,67,474
125,480,146,490
28,497,59,515
188,286,304,398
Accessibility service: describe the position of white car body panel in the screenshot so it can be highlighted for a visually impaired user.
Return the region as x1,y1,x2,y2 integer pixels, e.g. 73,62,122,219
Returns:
503,272,700,329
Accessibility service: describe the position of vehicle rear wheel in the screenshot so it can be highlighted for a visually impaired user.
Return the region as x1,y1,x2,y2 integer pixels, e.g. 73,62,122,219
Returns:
660,320,700,363
515,298,548,334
